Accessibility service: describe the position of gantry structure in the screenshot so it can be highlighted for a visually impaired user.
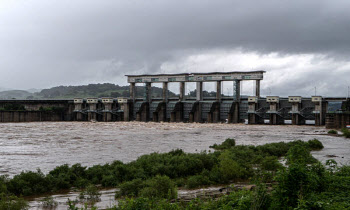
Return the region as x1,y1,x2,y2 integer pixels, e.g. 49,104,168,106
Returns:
126,71,265,102
68,70,349,127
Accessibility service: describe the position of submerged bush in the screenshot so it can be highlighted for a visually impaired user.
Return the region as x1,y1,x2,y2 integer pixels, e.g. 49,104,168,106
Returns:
40,196,58,208
209,138,236,150
256,141,291,157
78,184,101,203
0,195,28,210
341,128,350,138
328,129,338,134
307,139,324,150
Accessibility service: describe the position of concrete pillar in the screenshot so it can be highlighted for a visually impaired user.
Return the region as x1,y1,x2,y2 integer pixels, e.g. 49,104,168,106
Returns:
102,97,113,122
247,96,259,124
195,102,202,122
74,98,83,121
124,102,131,121
162,82,168,102
312,96,323,126
140,102,150,122
232,102,240,123
145,83,152,103
216,81,222,101
155,102,167,122
179,82,185,101
196,82,203,101
233,80,241,102
255,80,261,97
87,98,98,121
267,96,281,125
210,102,220,123
171,102,183,122
288,96,303,125
118,98,131,121
130,83,135,101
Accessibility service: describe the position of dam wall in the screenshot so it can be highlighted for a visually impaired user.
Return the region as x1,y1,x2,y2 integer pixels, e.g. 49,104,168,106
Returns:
0,72,348,127
0,97,348,126
0,111,67,122
0,100,74,122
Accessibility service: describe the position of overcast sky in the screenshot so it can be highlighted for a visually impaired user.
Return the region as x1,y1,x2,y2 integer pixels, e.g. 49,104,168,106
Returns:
1,0,350,96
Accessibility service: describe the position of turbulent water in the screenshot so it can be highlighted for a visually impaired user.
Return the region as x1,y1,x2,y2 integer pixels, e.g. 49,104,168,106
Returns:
0,122,349,177
1,122,349,209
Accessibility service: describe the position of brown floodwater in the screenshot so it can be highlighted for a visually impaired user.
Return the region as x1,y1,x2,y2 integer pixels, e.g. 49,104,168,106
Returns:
0,122,349,209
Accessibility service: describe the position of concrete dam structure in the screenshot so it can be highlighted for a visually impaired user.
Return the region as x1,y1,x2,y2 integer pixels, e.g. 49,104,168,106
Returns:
0,71,349,128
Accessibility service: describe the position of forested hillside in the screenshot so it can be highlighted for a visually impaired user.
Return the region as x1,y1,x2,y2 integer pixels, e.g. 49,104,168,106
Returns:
0,90,33,99
0,83,177,99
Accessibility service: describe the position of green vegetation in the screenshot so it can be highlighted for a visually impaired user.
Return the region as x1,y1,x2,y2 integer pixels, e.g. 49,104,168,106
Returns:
36,83,131,99
116,175,177,199
307,138,324,150
78,184,101,203
0,103,26,111
1,138,350,209
0,83,178,99
40,196,58,208
113,190,258,210
341,128,350,138
107,158,350,209
0,194,28,210
209,138,235,150
328,129,338,134
0,90,33,100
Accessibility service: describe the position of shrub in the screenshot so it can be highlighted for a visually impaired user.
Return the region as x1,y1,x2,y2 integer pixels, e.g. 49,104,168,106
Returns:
116,175,177,200
209,138,236,150
7,170,49,196
341,128,350,138
186,174,211,189
0,175,9,194
0,195,28,210
218,151,243,182
140,175,177,199
40,196,58,208
256,142,290,157
116,178,145,198
307,139,324,150
116,197,180,210
328,130,337,134
286,144,317,165
271,163,328,209
261,156,283,171
78,184,101,203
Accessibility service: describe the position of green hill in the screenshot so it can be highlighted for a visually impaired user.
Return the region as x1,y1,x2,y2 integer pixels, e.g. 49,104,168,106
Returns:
0,84,221,100
0,90,33,99
32,83,177,99
0,83,180,100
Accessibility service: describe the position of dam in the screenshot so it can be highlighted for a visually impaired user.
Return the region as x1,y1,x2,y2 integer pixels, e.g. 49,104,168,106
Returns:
0,71,349,128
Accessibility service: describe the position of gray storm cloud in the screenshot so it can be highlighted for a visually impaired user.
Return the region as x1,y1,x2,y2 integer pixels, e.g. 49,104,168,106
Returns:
0,0,349,96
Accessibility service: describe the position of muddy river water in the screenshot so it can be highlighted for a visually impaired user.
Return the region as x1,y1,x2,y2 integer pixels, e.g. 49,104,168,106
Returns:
0,122,349,209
